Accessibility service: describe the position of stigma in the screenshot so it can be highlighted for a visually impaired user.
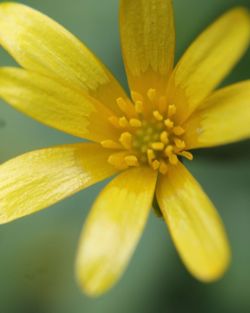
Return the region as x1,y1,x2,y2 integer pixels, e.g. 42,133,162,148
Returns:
101,88,193,175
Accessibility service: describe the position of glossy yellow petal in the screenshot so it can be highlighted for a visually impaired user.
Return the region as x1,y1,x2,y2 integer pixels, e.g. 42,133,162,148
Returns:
0,2,128,114
120,0,175,95
184,81,250,149
0,67,117,142
156,162,230,282
76,167,157,296
169,7,250,122
0,143,117,224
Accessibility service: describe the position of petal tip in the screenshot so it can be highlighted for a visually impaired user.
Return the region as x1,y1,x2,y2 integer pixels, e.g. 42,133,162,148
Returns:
192,245,231,283
230,6,250,28
75,262,114,297
232,6,250,16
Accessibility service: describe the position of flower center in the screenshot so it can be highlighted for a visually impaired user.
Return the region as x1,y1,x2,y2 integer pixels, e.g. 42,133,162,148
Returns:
101,88,193,175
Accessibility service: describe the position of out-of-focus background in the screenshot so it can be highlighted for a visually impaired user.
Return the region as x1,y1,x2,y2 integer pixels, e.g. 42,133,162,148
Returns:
0,0,249,312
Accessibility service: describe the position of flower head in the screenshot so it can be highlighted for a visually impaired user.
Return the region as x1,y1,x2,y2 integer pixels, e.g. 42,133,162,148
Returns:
0,1,249,296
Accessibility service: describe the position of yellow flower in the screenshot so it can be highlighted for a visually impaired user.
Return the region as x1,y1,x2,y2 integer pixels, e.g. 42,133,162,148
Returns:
0,0,249,296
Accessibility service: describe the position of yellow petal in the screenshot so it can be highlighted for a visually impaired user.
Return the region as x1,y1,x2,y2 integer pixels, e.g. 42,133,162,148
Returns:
120,0,175,95
169,7,250,122
0,2,128,114
156,162,230,282
0,67,117,142
184,81,250,149
0,143,117,224
76,167,157,296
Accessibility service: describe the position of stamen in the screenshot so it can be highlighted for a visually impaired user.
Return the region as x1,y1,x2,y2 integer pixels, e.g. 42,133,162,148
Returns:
151,142,165,151
164,145,178,164
135,101,144,113
101,140,121,149
164,145,174,157
147,149,155,164
179,151,194,160
129,118,142,128
116,97,136,118
119,132,132,149
108,116,120,128
124,155,139,167
116,97,128,112
108,152,129,170
151,160,160,170
164,118,174,128
173,126,185,136
147,88,157,102
105,90,193,172
169,154,178,165
153,110,163,121
131,91,143,103
160,131,169,144
159,160,168,175
168,104,177,117
174,138,186,149
119,117,129,128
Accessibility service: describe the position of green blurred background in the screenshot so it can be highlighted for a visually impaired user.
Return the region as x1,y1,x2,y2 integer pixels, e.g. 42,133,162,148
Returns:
0,0,249,312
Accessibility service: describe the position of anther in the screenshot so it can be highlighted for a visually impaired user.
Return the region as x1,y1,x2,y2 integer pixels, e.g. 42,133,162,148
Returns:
179,151,194,160
151,142,165,151
173,126,185,136
124,155,139,167
108,92,193,171
116,97,136,118
101,140,121,149
168,104,177,117
159,160,169,175
108,116,120,128
160,131,169,144
108,152,128,170
116,97,128,112
129,118,142,128
119,117,129,128
135,101,144,113
174,138,186,149
151,160,160,170
164,118,174,128
153,110,163,121
169,154,179,165
147,88,157,102
119,132,132,149
131,91,143,103
147,149,156,164
164,145,174,157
